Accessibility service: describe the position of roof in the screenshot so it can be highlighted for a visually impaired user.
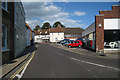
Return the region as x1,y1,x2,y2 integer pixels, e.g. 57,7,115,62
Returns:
64,28,84,34
34,29,50,35
25,22,32,31
50,26,64,33
34,25,84,35
82,22,95,37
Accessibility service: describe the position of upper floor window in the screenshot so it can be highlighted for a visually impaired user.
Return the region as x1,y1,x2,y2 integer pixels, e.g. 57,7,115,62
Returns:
2,24,9,52
2,0,8,11
45,31,47,34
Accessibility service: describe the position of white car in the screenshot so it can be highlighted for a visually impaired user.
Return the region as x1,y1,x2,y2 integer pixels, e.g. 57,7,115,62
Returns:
104,41,119,48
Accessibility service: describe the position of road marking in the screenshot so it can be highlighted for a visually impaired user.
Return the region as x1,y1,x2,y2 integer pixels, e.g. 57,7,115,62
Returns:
70,57,120,71
58,53,63,56
8,51,36,80
36,45,38,48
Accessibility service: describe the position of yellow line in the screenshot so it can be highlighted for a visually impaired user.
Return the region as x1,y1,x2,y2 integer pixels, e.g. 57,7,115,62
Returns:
8,51,36,80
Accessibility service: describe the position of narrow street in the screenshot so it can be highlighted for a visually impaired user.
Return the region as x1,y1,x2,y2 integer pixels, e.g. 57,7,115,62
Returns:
20,43,119,78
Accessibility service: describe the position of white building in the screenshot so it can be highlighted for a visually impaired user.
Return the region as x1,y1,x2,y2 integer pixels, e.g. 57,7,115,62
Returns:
50,26,64,42
34,25,84,43
34,29,50,43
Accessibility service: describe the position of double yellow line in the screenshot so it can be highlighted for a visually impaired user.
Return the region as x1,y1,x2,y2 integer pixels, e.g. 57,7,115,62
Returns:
8,45,38,80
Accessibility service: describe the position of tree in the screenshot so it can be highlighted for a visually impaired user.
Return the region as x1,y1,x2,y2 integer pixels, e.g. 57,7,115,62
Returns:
41,22,51,30
53,21,65,28
34,25,40,31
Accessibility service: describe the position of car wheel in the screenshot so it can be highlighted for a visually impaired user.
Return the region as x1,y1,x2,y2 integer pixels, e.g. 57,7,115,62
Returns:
78,45,81,48
68,45,71,48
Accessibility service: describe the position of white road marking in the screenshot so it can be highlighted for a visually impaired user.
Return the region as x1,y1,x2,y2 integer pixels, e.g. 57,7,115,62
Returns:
16,57,32,80
58,53,63,56
70,57,120,71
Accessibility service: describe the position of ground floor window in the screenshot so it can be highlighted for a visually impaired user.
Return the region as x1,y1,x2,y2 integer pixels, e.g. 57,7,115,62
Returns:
2,24,7,50
104,30,120,49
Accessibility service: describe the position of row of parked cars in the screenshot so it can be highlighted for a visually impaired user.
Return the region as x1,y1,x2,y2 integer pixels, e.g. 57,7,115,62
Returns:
57,39,83,48
57,39,95,49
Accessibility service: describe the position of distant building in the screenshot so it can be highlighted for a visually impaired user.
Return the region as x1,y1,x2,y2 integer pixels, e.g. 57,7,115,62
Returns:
31,31,35,45
34,25,83,43
82,5,120,53
50,25,64,42
34,28,50,43
64,28,84,40
25,22,31,46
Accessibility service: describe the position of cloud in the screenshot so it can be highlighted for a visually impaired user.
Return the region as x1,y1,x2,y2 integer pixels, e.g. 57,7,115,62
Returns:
26,19,43,29
23,2,87,29
74,11,86,16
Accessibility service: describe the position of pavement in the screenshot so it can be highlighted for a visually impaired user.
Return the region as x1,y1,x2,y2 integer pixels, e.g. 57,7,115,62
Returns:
51,43,119,59
1,44,37,78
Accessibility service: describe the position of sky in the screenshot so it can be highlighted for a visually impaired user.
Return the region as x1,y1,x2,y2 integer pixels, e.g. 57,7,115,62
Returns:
22,2,118,30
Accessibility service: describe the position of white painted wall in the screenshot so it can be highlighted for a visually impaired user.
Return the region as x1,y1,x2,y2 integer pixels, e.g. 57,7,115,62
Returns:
50,32,64,42
104,18,120,30
34,35,50,43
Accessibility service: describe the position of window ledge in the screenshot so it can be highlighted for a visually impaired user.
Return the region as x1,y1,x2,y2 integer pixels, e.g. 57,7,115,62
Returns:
2,48,9,52
2,7,9,13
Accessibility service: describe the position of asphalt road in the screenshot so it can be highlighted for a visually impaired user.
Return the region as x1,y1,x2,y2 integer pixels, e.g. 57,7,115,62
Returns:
21,43,119,78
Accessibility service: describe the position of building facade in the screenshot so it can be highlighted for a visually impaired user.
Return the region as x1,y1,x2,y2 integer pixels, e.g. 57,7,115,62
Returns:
34,29,50,43
2,2,14,63
34,25,83,43
25,22,31,46
0,1,2,65
95,5,120,53
64,28,84,40
14,2,26,57
50,25,64,42
82,5,120,53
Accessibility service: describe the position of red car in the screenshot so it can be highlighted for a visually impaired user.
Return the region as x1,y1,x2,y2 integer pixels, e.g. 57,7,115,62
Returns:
67,41,82,48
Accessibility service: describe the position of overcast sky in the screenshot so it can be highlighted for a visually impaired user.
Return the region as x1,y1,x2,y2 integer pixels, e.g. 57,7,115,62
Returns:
22,2,118,30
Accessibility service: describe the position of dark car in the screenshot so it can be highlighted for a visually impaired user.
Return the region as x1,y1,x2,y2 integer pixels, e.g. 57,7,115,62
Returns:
60,39,69,45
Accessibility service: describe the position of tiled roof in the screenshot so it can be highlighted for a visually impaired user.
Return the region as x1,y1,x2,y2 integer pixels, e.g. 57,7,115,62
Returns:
25,22,32,31
64,27,84,34
34,29,49,35
34,25,84,35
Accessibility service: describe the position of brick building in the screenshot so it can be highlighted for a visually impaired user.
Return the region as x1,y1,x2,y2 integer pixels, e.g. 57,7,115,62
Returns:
2,2,14,63
96,5,120,53
82,5,120,53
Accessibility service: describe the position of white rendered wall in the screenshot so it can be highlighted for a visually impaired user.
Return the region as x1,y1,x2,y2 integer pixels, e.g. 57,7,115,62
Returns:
50,33,64,42
104,18,120,30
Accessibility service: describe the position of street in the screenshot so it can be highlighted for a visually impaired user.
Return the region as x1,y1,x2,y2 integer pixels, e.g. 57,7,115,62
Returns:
18,43,119,78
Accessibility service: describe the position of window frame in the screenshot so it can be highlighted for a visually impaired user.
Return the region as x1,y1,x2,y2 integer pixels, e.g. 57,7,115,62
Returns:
2,0,8,12
2,24,9,52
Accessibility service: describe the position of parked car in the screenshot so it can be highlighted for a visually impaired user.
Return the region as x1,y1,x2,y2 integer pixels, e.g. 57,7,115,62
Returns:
64,40,74,47
67,41,82,48
60,39,69,45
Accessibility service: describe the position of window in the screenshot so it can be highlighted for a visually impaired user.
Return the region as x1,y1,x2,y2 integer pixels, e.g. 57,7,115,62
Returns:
45,31,47,34
2,24,8,50
2,0,8,11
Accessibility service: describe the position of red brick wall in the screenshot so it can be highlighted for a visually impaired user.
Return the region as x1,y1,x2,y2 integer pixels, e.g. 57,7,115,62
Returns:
95,5,120,53
95,15,104,53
